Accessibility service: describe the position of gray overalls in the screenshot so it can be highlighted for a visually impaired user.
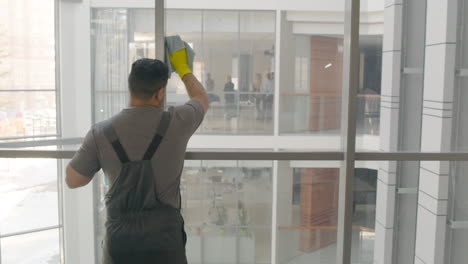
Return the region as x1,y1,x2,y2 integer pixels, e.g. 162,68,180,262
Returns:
101,112,187,264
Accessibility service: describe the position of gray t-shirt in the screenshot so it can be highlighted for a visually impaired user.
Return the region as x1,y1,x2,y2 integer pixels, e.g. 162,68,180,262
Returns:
69,99,205,208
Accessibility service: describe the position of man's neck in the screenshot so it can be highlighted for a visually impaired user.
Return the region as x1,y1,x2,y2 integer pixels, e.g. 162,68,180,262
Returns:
129,99,161,108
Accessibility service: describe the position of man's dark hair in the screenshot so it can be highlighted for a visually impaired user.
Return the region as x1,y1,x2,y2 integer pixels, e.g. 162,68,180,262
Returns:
128,58,169,100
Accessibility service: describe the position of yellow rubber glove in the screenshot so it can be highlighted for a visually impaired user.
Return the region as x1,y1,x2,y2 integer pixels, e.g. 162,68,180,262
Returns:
169,47,192,78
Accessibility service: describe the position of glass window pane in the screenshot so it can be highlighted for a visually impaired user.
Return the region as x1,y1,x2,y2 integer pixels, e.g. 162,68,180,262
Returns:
0,0,56,91
454,0,468,154
351,161,397,264
361,0,468,153
183,161,273,263
202,11,240,134
0,228,60,264
92,8,156,122
0,91,57,139
355,36,382,139
239,11,276,134
349,160,468,264
278,10,344,150
0,159,59,235
94,160,273,264
91,9,133,121
447,161,468,263
165,10,203,109
91,9,276,134
276,161,340,264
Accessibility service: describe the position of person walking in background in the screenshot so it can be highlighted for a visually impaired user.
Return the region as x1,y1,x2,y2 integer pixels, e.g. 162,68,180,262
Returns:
224,75,236,119
253,73,263,120
261,72,274,120
206,73,214,92
206,73,220,103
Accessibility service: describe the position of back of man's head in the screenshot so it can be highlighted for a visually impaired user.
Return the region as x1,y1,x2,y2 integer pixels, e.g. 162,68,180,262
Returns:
128,58,169,100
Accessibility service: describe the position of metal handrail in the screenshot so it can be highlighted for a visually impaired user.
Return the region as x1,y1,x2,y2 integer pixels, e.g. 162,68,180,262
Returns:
0,225,62,239
0,149,467,161
0,134,60,141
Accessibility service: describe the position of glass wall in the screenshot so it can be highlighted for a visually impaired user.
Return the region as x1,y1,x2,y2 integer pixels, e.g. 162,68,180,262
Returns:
448,162,468,263
0,158,61,264
95,160,273,263
0,0,60,262
91,8,142,122
278,11,382,140
0,0,57,140
276,163,340,264
278,11,345,137
92,9,275,134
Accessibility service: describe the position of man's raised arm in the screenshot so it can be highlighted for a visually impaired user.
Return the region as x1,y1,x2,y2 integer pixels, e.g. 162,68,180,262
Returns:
168,43,209,111
182,73,209,112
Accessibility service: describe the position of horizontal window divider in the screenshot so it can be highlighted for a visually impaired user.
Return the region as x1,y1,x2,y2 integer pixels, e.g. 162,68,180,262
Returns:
1,150,468,161
0,150,76,159
0,137,81,148
355,152,468,161
184,151,344,160
0,134,60,142
185,224,271,229
449,220,468,229
90,0,155,8
0,225,62,239
0,89,56,92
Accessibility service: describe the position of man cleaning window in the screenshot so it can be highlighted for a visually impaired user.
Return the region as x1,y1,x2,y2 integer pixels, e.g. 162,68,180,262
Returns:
65,36,209,264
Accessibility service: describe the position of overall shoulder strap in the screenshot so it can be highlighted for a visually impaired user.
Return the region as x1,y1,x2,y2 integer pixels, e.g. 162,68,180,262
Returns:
142,111,172,160
103,121,130,164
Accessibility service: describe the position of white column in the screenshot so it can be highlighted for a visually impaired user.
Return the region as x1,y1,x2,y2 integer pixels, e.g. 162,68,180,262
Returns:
59,1,95,263
374,1,403,263
273,10,282,136
414,0,458,263
393,0,427,261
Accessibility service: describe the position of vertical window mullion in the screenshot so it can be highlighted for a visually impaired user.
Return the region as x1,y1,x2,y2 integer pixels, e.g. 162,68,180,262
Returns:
155,0,165,108
336,0,360,263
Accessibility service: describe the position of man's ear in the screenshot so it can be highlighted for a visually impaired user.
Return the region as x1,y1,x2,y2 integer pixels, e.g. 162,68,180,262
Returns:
157,87,166,100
